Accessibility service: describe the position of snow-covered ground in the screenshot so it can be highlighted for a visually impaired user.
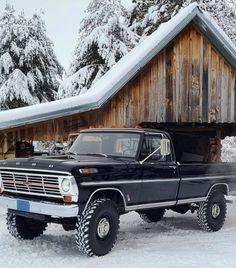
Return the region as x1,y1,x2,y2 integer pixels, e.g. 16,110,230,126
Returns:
1,198,236,268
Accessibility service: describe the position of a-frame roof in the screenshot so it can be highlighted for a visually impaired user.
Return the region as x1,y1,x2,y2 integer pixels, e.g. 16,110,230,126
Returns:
0,3,235,130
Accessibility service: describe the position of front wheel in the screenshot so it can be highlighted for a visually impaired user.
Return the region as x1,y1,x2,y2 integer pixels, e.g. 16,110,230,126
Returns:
6,211,48,240
197,191,227,232
75,199,120,256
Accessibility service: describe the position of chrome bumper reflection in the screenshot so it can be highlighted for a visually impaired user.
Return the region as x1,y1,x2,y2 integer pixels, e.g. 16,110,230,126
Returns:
0,195,79,218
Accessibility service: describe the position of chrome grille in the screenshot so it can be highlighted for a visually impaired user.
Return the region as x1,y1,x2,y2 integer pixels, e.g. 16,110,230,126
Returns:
1,170,63,199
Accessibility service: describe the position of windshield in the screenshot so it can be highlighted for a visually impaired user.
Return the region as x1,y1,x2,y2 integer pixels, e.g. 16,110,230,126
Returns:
69,132,141,158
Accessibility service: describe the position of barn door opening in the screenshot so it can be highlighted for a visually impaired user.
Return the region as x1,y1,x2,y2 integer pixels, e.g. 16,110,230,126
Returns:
172,131,220,162
138,123,221,162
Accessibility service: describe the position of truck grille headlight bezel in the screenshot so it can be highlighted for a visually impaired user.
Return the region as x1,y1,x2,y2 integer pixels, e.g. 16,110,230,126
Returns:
58,176,79,202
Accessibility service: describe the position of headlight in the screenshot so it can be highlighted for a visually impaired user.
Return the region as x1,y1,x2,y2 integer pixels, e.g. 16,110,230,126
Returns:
61,178,71,192
59,176,79,202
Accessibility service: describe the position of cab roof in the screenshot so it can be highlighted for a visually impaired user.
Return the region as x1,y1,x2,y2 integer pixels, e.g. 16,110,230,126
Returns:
81,128,169,135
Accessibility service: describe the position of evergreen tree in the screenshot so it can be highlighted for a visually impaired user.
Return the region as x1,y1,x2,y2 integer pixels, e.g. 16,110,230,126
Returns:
130,0,184,36
186,0,236,45
58,0,139,99
0,4,63,110
130,0,236,44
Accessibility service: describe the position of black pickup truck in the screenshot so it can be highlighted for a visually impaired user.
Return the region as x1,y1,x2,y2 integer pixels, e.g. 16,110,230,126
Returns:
0,128,236,256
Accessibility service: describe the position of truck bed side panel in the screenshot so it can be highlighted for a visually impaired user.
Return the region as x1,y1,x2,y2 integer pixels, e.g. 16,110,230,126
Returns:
178,162,236,200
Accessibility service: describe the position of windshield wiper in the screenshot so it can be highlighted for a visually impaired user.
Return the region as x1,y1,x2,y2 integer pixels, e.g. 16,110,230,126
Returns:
67,151,78,155
67,152,108,158
80,153,108,158
66,152,78,159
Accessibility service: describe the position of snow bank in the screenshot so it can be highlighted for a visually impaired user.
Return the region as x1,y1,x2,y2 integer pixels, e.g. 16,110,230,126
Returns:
1,200,236,267
221,137,236,162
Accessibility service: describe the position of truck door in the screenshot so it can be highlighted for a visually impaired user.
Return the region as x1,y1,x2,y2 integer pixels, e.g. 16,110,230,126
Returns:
139,134,180,204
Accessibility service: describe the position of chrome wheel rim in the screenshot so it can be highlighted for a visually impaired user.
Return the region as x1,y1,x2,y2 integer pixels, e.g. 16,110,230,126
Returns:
212,203,221,219
97,217,110,239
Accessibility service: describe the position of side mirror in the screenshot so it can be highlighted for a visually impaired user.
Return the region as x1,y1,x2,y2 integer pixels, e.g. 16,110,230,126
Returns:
160,139,171,156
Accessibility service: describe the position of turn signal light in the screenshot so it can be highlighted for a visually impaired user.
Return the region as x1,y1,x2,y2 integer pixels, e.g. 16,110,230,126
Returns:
63,196,73,203
79,168,98,174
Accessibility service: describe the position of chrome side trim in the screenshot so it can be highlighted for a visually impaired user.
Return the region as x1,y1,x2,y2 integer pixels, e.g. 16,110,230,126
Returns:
177,197,206,205
229,191,236,196
0,195,79,218
0,167,72,175
207,183,229,196
136,179,179,183
181,175,236,181
177,183,230,205
80,178,180,186
82,183,231,213
126,201,176,211
83,188,127,213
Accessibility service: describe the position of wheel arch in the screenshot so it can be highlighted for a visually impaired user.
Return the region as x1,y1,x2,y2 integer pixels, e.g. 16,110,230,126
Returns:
83,188,126,214
207,183,229,197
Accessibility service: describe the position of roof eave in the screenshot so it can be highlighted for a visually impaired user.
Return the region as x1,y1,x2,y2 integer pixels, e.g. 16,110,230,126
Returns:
0,4,235,132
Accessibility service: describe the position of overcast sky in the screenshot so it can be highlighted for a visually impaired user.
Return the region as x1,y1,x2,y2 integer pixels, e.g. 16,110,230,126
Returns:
0,0,133,71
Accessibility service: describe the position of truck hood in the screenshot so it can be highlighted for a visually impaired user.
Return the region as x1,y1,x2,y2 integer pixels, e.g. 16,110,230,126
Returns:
0,155,134,174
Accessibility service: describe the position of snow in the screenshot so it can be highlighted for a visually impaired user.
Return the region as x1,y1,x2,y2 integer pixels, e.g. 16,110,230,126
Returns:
0,3,235,129
0,6,63,109
58,0,139,98
0,69,39,105
1,199,236,267
202,10,236,56
0,52,14,75
132,0,236,46
221,137,236,162
0,115,236,266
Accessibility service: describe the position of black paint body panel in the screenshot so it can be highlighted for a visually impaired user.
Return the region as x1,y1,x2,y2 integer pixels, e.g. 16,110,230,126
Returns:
178,162,236,199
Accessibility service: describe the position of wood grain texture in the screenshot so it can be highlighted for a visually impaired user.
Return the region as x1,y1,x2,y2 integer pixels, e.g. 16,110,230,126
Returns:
0,23,236,157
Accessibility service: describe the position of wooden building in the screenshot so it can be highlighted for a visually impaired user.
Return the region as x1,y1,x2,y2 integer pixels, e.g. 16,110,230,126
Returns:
0,3,235,161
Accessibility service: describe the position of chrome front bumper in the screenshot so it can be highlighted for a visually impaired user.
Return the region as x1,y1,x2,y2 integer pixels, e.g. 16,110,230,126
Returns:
0,195,79,218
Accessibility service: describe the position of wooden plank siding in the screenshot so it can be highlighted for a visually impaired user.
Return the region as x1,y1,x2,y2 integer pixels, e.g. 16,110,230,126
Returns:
0,23,236,157
97,24,236,127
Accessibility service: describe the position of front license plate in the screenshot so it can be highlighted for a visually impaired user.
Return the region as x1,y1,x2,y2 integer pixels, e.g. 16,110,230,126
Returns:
17,200,30,212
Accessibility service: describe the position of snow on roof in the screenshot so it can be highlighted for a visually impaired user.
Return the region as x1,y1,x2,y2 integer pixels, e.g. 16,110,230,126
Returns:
0,2,235,131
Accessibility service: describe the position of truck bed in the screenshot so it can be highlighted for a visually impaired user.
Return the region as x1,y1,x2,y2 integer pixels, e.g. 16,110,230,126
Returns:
178,162,236,201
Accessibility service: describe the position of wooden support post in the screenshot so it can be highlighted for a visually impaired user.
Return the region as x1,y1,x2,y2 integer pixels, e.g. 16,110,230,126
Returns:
3,133,8,156
216,129,222,162
208,129,222,162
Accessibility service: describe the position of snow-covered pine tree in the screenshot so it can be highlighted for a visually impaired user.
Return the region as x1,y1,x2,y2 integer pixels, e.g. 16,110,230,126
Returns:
130,0,236,44
130,0,184,36
186,0,236,45
58,0,139,99
0,5,63,110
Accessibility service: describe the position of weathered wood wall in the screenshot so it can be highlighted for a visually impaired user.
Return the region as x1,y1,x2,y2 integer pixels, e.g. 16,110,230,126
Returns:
98,24,236,127
0,23,235,158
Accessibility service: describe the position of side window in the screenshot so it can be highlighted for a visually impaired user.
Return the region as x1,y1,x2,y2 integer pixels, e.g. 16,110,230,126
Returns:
140,135,169,162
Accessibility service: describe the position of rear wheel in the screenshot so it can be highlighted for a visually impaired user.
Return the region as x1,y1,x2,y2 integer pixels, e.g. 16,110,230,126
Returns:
197,191,227,232
6,211,48,240
138,208,165,223
75,199,120,256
